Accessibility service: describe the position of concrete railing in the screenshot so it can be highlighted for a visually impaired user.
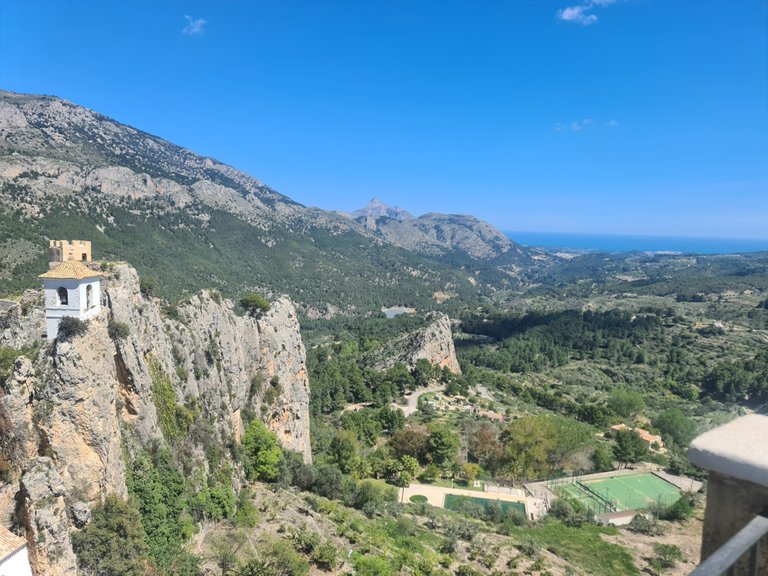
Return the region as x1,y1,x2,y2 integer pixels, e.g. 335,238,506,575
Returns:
688,414,768,575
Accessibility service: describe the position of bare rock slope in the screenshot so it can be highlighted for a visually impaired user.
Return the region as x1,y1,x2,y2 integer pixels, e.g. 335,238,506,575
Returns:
347,197,533,262
367,312,461,375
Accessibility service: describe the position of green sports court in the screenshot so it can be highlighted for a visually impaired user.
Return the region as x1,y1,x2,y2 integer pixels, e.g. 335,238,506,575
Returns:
550,472,682,514
581,473,682,511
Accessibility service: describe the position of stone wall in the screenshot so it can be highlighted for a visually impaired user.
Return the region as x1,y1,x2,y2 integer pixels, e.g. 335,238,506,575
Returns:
698,471,768,572
688,414,768,573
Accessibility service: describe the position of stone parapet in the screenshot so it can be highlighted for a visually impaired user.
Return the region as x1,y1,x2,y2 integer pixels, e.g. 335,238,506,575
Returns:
688,414,768,572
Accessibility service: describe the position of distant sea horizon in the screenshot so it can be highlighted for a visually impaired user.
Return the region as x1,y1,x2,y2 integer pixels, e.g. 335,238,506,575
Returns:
505,231,768,255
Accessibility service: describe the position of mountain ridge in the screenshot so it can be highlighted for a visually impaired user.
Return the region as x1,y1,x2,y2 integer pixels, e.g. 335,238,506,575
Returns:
0,89,541,311
345,196,533,263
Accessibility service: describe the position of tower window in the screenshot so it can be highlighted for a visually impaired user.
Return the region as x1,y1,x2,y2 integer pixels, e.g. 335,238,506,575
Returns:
57,287,69,305
86,285,93,309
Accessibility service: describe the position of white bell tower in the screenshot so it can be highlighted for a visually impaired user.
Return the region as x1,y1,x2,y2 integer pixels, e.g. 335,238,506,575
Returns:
39,261,102,340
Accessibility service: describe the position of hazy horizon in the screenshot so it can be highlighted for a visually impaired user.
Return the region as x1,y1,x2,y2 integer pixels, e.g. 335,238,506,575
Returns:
504,230,768,254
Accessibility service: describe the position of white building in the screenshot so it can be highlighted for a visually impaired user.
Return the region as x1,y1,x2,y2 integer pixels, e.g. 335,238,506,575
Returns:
0,526,32,576
39,260,102,340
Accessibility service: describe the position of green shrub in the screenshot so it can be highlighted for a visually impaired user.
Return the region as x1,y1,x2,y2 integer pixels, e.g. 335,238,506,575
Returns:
58,316,89,339
71,494,150,576
210,533,242,575
248,374,264,402
235,488,259,528
240,293,270,317
108,319,130,340
628,514,665,536
653,409,697,447
264,377,283,405
188,477,235,522
241,419,283,482
419,463,441,483
311,541,338,570
293,527,320,554
139,276,158,297
0,347,21,387
237,538,308,576
353,479,398,511
591,445,614,472
440,536,457,554
548,498,594,527
656,495,694,522
148,357,195,442
310,465,346,500
648,543,683,574
353,555,395,576
161,304,181,320
125,448,203,575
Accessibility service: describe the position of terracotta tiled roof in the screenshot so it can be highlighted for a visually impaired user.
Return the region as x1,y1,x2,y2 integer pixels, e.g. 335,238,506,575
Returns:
38,261,102,280
0,526,26,561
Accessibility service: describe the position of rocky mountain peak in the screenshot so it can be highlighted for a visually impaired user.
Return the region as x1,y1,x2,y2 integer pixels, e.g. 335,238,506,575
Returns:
351,197,414,222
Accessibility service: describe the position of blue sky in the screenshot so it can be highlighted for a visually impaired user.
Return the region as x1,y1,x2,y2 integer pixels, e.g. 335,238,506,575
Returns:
1,0,766,238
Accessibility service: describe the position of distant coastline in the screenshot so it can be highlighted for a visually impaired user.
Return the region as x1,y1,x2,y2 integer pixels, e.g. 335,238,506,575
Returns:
505,231,768,255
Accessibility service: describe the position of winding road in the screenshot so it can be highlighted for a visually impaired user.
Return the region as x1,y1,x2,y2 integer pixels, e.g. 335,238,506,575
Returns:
400,385,445,417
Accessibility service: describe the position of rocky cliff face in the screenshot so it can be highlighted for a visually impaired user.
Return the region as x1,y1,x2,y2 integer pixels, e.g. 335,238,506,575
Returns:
0,264,311,575
0,291,45,349
367,312,461,375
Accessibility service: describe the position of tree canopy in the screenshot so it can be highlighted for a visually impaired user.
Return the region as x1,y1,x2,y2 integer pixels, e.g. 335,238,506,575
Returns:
242,419,283,482
653,409,697,447
72,494,150,576
240,293,271,317
613,429,648,467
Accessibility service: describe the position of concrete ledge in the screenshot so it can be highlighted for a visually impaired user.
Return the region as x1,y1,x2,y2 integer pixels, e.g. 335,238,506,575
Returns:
688,414,768,488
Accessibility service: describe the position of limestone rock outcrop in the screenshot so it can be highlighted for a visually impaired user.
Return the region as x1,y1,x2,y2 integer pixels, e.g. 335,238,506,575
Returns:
0,290,45,349
20,458,78,576
367,312,461,375
0,263,311,575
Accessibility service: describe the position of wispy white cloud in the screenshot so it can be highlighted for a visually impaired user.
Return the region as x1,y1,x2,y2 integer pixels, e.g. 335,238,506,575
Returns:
554,118,618,132
556,0,620,26
555,118,593,131
557,6,598,25
183,15,207,36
